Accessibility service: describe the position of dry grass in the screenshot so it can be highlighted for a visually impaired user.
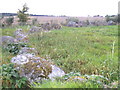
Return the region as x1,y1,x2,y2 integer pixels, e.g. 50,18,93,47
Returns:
1,16,106,25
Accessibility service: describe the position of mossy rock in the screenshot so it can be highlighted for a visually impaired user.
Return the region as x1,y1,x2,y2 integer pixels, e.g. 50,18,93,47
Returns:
11,53,52,83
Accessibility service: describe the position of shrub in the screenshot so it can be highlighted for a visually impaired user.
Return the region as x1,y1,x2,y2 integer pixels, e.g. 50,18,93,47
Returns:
5,17,14,26
117,14,120,23
4,43,29,55
1,63,28,88
32,18,38,25
105,15,117,23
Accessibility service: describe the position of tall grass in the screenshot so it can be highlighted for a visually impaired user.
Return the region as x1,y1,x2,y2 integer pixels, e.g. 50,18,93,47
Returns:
28,25,118,82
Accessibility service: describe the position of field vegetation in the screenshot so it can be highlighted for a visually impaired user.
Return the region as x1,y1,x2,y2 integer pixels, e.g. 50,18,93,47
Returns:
1,25,118,88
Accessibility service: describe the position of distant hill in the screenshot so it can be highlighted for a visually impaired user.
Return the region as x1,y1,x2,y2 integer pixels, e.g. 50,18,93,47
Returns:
0,13,17,16
0,13,61,17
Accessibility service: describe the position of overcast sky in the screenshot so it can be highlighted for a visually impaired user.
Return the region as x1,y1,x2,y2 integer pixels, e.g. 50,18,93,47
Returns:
0,0,119,16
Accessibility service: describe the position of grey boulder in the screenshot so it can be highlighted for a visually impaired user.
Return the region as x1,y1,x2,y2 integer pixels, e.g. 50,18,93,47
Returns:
0,36,17,47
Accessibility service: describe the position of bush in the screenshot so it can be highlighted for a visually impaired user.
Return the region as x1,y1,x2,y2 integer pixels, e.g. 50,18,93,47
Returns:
5,17,14,26
1,63,28,88
117,14,120,23
4,43,28,55
105,15,117,23
32,18,38,25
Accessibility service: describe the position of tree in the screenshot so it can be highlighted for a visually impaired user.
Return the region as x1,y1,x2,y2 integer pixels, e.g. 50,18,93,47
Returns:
17,4,29,25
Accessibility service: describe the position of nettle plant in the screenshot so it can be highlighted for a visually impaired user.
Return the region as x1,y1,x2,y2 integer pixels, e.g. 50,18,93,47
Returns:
4,43,29,55
1,63,28,88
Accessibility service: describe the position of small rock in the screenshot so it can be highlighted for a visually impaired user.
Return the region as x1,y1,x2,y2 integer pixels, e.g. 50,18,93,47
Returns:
0,36,17,47
18,47,38,55
11,53,33,65
29,26,43,34
48,65,65,80
14,29,24,37
14,29,29,43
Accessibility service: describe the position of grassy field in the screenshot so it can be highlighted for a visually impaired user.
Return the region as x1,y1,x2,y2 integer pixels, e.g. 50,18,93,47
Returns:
1,25,118,88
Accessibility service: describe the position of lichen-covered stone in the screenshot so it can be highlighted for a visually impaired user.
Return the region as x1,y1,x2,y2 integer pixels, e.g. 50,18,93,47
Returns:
11,53,52,83
0,36,17,47
48,65,65,81
11,53,65,83
16,36,29,43
11,53,33,65
18,47,38,55
14,29,29,43
29,26,43,34
51,23,62,30
39,23,62,31
14,29,25,37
